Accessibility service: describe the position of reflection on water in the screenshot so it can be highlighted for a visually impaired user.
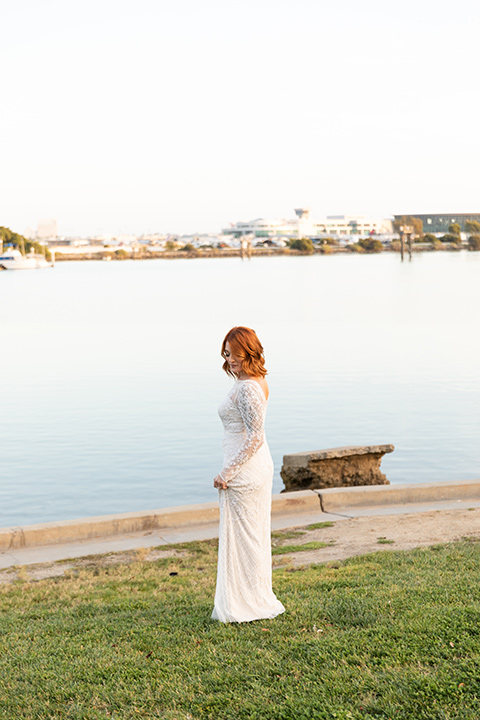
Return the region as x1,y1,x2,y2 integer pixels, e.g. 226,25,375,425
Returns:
1,251,480,526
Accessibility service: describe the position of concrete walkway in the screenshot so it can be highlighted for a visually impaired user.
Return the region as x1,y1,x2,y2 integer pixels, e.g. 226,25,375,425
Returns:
1,480,480,570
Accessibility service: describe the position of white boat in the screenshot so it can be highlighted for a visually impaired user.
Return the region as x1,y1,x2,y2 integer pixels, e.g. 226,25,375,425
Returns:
0,249,54,270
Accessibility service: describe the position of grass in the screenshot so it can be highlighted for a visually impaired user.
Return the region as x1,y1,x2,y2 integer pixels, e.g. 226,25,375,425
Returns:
271,530,305,541
1,538,480,719
271,541,331,556
305,521,334,530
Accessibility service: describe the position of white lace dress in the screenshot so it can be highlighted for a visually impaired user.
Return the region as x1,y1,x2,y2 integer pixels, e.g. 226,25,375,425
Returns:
211,379,285,623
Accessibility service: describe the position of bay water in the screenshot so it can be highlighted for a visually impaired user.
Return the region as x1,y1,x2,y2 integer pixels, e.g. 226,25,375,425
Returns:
1,251,479,527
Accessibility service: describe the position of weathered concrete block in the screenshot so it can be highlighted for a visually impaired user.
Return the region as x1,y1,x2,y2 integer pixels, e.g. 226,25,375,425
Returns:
280,444,394,492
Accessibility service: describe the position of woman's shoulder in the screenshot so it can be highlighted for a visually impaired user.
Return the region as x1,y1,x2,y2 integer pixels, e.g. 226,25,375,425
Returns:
237,376,269,402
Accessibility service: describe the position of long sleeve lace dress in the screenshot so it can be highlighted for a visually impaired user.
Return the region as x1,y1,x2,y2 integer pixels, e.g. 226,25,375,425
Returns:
211,379,285,623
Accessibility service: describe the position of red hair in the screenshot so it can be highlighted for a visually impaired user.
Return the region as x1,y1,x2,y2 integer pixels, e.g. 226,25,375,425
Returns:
221,326,267,378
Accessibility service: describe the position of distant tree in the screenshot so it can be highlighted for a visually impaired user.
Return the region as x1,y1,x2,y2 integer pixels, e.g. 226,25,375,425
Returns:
468,235,480,251
165,240,176,251
181,243,195,252
358,238,384,253
393,216,423,236
422,233,437,243
114,249,129,259
448,223,461,236
288,238,314,252
0,225,29,252
465,220,480,234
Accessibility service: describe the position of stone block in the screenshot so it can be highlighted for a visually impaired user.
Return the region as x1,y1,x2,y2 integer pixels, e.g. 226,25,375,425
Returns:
281,444,394,492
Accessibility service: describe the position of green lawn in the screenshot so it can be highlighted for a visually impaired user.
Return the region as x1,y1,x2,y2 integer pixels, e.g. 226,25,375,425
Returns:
1,535,480,720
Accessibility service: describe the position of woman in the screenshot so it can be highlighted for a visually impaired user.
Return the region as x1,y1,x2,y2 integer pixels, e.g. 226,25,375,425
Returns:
211,326,285,623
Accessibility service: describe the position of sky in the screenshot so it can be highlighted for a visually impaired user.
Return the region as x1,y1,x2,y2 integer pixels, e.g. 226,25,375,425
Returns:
1,0,479,237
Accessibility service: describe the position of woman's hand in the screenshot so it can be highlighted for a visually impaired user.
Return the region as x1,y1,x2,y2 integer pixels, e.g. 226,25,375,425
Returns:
213,475,228,490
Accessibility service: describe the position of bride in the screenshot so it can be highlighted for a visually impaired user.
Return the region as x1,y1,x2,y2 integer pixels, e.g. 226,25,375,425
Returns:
212,326,285,623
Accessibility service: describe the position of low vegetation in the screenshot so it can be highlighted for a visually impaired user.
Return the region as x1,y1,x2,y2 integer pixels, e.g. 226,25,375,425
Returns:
349,238,384,253
287,238,315,253
1,533,480,719
440,233,462,246
468,235,480,251
420,233,437,244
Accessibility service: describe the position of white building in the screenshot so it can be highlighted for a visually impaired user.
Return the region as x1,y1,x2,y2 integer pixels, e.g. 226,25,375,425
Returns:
222,217,298,238
314,215,393,237
223,209,392,239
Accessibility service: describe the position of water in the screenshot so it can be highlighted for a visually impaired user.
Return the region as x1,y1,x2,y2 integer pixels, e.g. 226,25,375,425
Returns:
1,251,480,527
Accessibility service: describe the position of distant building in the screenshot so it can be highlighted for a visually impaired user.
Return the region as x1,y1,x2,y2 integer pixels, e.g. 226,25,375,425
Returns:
37,218,58,239
223,210,392,239
314,215,392,236
396,213,480,234
223,217,298,238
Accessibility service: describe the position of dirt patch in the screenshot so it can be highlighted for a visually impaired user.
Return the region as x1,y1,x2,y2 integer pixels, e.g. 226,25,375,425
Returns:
273,507,480,567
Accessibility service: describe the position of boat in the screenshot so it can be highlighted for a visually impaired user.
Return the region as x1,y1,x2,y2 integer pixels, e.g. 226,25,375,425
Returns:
0,249,54,270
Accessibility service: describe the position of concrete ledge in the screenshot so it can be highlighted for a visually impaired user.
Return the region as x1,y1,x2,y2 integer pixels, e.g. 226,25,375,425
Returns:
316,479,480,512
3,482,478,553
0,491,321,552
271,490,321,515
0,503,220,552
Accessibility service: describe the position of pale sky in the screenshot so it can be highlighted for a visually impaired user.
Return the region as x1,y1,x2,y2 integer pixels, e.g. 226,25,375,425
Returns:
1,0,479,237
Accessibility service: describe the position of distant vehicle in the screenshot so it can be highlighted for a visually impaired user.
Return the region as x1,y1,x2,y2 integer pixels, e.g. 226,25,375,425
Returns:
0,248,54,270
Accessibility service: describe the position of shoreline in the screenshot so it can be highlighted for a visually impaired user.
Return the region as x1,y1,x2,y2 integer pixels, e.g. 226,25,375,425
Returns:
50,243,469,262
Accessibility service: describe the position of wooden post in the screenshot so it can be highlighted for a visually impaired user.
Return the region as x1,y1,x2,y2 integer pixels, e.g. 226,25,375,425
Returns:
399,225,413,262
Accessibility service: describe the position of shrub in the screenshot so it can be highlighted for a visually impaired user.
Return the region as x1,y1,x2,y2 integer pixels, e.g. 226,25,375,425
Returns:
320,244,333,254
358,238,384,253
468,235,480,251
288,238,314,252
422,233,437,243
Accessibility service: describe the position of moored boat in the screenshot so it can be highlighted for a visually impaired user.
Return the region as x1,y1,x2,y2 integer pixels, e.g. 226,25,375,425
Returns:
0,249,54,270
